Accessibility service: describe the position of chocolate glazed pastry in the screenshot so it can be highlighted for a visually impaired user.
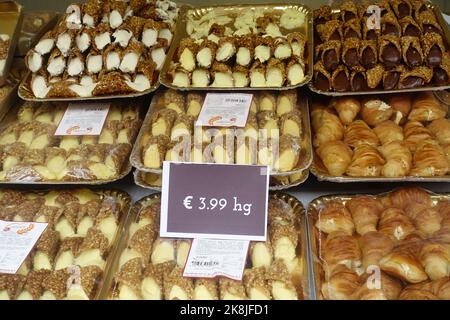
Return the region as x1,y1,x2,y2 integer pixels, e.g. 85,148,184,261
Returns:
412,0,429,21
391,0,413,20
383,65,404,90
433,52,450,86
360,40,378,69
332,66,350,92
399,16,422,38
401,36,424,68
423,33,445,67
418,10,443,36
317,41,342,72
340,1,359,22
314,61,332,92
317,20,343,42
314,5,332,27
398,66,433,89
362,16,380,41
343,39,361,70
381,12,402,37
343,19,362,40
350,66,369,91
379,36,402,68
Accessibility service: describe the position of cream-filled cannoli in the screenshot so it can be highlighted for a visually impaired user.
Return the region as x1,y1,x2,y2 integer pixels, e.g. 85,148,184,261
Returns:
260,93,276,112
75,228,109,269
266,260,298,300
56,28,75,57
158,22,173,44
398,66,433,89
423,32,445,67
233,65,249,88
192,69,210,87
142,19,161,48
274,38,292,61
129,224,156,262
178,38,198,72
86,49,103,74
235,36,254,68
150,109,177,139
186,93,203,117
280,111,302,138
286,57,305,86
255,36,274,63
40,270,69,300
116,258,144,300
34,31,56,55
17,270,50,300
171,66,190,87
176,240,191,267
120,40,144,73
82,0,102,27
103,44,122,71
269,220,299,273
418,9,442,36
244,268,271,300
76,28,91,53
67,49,85,77
266,58,286,87
47,49,66,77
33,229,59,270
257,14,282,37
287,32,306,60
250,61,266,87
109,0,127,29
55,237,83,270
402,36,424,68
196,39,216,69
140,262,168,300
194,279,219,300
211,62,233,87
250,240,273,268
216,37,236,62
219,278,247,300
66,266,102,300
171,114,194,141
277,91,297,116
94,23,112,51
274,135,300,172
25,50,43,73
151,237,175,265
164,267,194,300
151,39,168,71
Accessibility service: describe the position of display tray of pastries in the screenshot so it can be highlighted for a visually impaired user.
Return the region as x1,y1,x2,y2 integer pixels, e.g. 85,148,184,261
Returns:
159,3,313,90
134,168,310,191
105,192,309,300
308,186,450,300
310,0,450,95
311,91,450,182
18,0,182,101
130,89,312,176
0,99,142,184
0,188,131,300
0,1,23,86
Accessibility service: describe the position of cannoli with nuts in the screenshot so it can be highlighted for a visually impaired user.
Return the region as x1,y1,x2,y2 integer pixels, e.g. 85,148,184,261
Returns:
46,49,66,77
274,38,292,60
196,39,217,69
164,267,194,300
56,28,76,57
120,40,145,73
367,64,385,89
33,229,59,271
280,110,302,138
266,259,298,300
398,65,433,89
343,19,362,40
86,49,103,74
82,0,102,27
93,23,112,51
219,278,247,300
41,270,69,300
75,27,92,53
381,11,401,37
25,49,43,73
422,32,445,67
211,62,233,88
254,36,274,64
143,135,170,169
383,64,404,89
399,16,422,37
332,65,350,92
343,39,361,70
67,49,85,77
433,52,450,86
192,69,210,87
379,35,402,68
362,16,380,41
236,36,254,67
116,258,144,300
317,20,343,42
178,38,198,72
286,57,305,86
244,267,272,300
54,237,83,271
170,66,191,87
194,279,219,300
142,19,161,48
401,36,424,68
250,61,266,88
108,0,127,29
140,262,173,300
232,65,249,88
316,40,341,72
360,40,378,69
17,270,50,300
75,228,109,269
314,61,331,92
418,9,442,36
266,58,286,87
34,30,56,55
216,37,236,62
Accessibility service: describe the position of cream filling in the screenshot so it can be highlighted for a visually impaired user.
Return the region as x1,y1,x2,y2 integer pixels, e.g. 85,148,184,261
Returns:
106,51,120,70
151,47,166,70
27,51,43,72
176,241,191,267
233,72,249,87
125,74,151,92
216,43,235,61
141,277,162,300
87,54,103,73
76,33,90,53
172,72,190,87
211,73,233,87
35,38,54,55
288,64,304,85
119,248,142,268
98,215,117,244
255,45,270,63
118,285,140,300
180,48,195,72
55,251,74,270
66,285,90,300
272,281,297,300
251,242,272,268
159,28,173,44
83,13,95,28
33,251,52,270
151,240,175,264
266,68,284,87
75,249,105,269
16,291,33,300
194,285,215,300
168,286,188,300
113,29,132,47
236,47,251,66
142,29,158,47
47,56,66,76
192,69,210,87
274,44,292,60
95,32,111,50
68,82,97,97
196,47,212,68
120,52,139,73
56,33,71,56
31,75,51,98
250,71,266,87
55,217,76,239
109,10,123,29
68,58,84,76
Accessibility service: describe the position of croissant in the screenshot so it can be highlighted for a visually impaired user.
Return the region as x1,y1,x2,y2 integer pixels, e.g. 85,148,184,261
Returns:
379,272,403,300
419,243,450,281
347,197,384,236
311,101,327,132
379,141,413,177
387,94,412,124
317,141,353,176
352,285,387,300
408,92,447,122
359,231,395,271
346,144,386,177
399,288,440,300
381,187,432,210
428,119,450,145
361,99,394,126
344,120,380,147
313,109,345,148
405,204,442,237
330,97,361,125
429,278,450,300
411,140,449,177
378,208,416,242
321,265,360,300
404,121,433,152
322,232,362,274
379,251,428,284
373,121,404,145
317,201,355,235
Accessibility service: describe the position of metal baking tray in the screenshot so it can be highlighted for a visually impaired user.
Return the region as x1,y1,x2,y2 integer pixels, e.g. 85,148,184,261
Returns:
134,168,310,191
306,188,450,300
102,192,311,300
17,6,189,102
309,1,450,96
159,3,313,91
130,89,313,177
0,1,23,87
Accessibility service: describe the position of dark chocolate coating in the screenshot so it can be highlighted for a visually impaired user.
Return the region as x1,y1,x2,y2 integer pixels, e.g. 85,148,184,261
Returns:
406,47,423,67
427,44,442,67
344,12,356,22
397,3,411,19
382,44,401,67
333,71,349,91
433,68,449,86
362,47,377,69
383,72,400,89
344,29,359,40
344,48,359,68
323,49,339,71
366,30,378,41
383,23,400,36
316,73,330,91
329,31,341,41
404,25,421,37
423,24,441,35
399,76,424,88
351,73,369,91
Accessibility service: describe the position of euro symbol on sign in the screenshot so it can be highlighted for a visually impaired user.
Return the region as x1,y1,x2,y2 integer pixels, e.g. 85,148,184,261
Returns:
183,196,193,210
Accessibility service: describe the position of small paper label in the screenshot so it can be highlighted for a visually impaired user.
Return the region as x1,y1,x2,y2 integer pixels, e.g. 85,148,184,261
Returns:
183,238,249,281
196,93,253,127
55,102,110,136
0,220,48,274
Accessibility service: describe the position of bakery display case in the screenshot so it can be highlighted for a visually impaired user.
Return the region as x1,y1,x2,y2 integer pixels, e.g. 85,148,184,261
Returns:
160,3,312,90
105,192,310,300
308,186,450,300
0,188,131,300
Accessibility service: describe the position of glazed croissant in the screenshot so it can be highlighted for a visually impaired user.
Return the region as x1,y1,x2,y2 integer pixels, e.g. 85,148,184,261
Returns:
346,196,384,235
398,288,440,300
346,144,386,177
378,208,416,242
405,203,442,237
379,250,428,284
317,201,355,235
382,187,432,210
322,232,362,274
373,121,404,145
344,120,380,147
419,242,450,281
359,231,395,271
411,140,449,177
321,265,360,300
317,141,353,176
427,118,450,145
352,285,387,300
361,99,394,127
330,97,361,125
387,94,412,123
408,92,447,122
404,121,433,152
313,109,345,148
379,141,413,177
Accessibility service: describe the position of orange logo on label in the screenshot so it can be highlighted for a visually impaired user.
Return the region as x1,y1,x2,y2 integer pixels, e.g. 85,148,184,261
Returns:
66,125,81,134
208,116,222,125
17,224,34,235
3,223,35,235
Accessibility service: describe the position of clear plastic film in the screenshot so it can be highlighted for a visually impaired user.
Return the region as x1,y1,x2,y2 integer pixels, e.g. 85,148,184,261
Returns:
104,192,310,300
0,188,131,300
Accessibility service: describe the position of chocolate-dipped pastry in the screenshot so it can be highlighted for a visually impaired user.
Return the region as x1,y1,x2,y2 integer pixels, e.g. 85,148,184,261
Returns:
350,67,369,92
314,62,332,92
401,36,424,68
332,66,350,92
314,6,332,27
343,19,362,40
381,11,402,37
367,64,385,89
316,40,342,72
383,65,404,90
391,0,413,19
379,36,402,68
433,52,450,86
399,16,422,37
362,16,380,41
418,10,442,36
422,33,445,67
398,66,433,89
361,40,378,69
340,1,359,22
343,39,361,70
317,20,343,42
412,0,430,20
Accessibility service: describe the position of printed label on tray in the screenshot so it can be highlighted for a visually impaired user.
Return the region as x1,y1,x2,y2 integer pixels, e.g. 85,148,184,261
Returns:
196,93,253,127
0,220,48,274
183,238,249,281
55,102,110,136
161,162,269,241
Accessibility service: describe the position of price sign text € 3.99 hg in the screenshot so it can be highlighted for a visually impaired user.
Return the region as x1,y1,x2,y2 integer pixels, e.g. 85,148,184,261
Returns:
182,196,252,216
